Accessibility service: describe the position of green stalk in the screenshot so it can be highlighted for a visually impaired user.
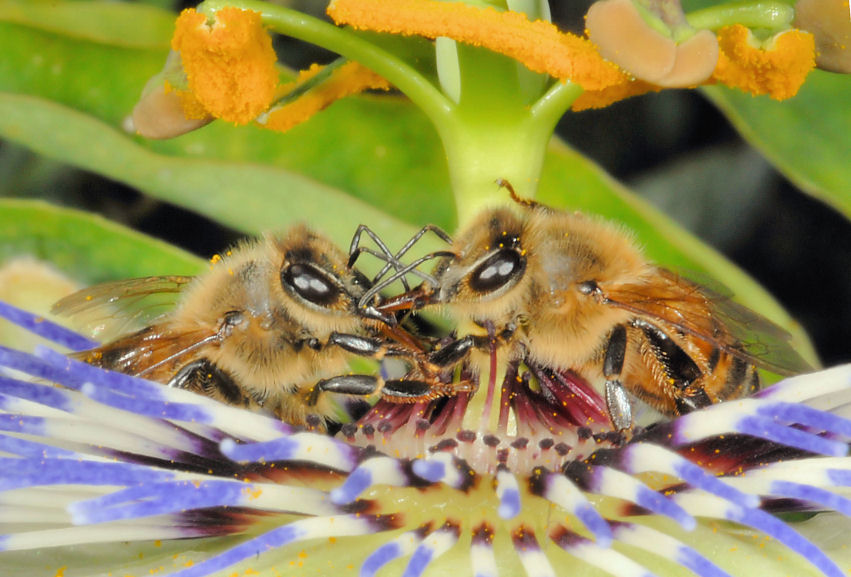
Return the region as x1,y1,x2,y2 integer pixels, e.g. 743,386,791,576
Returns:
686,0,795,31
197,0,584,227
437,44,582,224
198,0,455,126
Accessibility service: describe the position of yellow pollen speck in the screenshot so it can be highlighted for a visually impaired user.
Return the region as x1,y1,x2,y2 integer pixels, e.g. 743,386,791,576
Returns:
54,567,67,577
210,254,222,264
242,486,263,499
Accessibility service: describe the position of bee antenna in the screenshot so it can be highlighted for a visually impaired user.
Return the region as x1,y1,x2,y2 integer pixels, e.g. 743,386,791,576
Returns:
357,250,453,312
349,224,454,287
496,178,542,209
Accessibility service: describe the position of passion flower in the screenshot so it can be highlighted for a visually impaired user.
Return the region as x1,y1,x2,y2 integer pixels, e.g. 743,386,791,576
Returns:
1,300,851,577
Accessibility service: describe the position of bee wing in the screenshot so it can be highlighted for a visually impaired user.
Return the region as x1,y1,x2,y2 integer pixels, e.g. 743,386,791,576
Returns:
600,269,813,376
75,322,218,381
52,276,194,342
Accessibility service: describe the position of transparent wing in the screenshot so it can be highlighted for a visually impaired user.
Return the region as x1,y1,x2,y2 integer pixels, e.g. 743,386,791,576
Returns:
600,269,813,376
52,276,194,342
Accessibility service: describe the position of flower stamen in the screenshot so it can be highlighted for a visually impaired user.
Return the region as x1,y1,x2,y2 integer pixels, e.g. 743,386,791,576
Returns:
711,24,816,100
327,0,627,91
172,7,278,124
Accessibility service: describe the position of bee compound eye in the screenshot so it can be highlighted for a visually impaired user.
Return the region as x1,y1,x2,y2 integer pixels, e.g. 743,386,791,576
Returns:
469,249,525,294
281,263,340,307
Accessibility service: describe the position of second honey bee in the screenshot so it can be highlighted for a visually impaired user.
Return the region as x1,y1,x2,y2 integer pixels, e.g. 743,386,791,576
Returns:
368,184,811,430
53,225,462,430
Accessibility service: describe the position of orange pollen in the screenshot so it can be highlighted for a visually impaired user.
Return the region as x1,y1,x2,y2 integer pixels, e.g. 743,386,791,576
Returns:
711,25,816,100
327,0,627,91
262,62,390,133
171,7,278,124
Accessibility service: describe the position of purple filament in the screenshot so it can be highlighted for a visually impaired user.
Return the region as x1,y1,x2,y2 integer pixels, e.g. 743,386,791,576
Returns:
331,466,373,505
0,375,75,412
0,457,173,491
769,481,851,515
411,459,445,484
633,484,696,530
0,414,45,435
0,301,97,351
728,505,844,577
735,415,847,457
498,485,521,519
0,345,87,388
675,546,733,577
667,454,759,508
827,469,851,485
362,541,407,577
165,522,304,577
0,434,75,458
574,502,613,547
35,346,163,396
759,402,851,438
79,382,212,423
69,480,261,523
403,543,437,577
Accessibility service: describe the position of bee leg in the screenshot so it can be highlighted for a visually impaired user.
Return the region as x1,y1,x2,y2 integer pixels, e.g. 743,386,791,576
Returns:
327,332,414,359
169,359,246,406
428,334,489,367
309,374,382,405
309,375,467,405
602,325,632,431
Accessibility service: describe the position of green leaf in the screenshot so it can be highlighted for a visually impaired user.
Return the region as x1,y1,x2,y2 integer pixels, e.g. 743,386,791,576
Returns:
0,198,204,282
0,198,203,349
0,93,448,263
703,71,851,220
0,0,174,48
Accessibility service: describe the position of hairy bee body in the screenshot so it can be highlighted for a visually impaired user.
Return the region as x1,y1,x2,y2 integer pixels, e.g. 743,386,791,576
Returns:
57,226,392,429
380,197,807,429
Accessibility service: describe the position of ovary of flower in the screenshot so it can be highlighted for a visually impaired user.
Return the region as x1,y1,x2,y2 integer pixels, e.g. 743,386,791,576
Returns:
585,0,719,88
171,7,278,124
327,0,627,91
262,62,391,133
712,25,816,100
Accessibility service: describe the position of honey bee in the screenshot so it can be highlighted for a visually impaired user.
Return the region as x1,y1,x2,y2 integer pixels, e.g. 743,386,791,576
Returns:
53,225,462,430
366,183,812,430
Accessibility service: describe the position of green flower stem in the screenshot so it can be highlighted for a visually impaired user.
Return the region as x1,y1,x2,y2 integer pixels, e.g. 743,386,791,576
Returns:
686,0,795,31
198,0,454,125
197,0,583,227
440,117,550,225
439,43,578,223
530,80,584,136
